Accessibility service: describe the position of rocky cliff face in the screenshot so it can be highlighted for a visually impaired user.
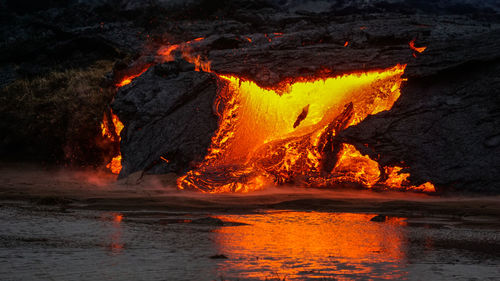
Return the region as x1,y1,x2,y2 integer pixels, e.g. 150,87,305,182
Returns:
112,61,219,177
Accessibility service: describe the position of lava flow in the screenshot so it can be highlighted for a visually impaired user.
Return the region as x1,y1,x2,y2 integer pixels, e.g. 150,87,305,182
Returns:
101,110,124,174
101,38,434,193
178,65,435,193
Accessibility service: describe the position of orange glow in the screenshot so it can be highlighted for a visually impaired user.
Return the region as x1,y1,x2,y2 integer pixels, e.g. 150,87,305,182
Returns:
157,44,181,62
110,213,124,254
160,156,169,163
417,182,436,193
213,212,408,279
190,37,205,42
177,64,435,192
100,114,114,140
106,155,122,175
332,143,381,187
101,111,124,174
344,41,349,47
111,113,124,137
409,38,427,53
182,51,211,72
117,78,132,87
113,213,123,223
383,166,436,192
116,67,150,87
100,110,123,141
245,36,252,42
157,40,211,72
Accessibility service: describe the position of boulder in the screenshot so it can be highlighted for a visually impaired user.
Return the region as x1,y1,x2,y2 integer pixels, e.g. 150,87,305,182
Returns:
112,60,219,178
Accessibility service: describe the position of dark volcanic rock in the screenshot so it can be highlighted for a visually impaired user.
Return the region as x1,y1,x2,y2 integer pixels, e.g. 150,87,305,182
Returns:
339,61,500,193
209,254,228,259
191,217,225,226
112,60,219,178
370,215,387,222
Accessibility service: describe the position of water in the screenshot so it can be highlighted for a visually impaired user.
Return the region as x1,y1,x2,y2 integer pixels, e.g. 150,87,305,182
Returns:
0,205,498,281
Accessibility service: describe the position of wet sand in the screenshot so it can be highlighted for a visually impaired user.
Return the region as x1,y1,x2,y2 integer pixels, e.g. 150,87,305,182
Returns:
0,164,499,280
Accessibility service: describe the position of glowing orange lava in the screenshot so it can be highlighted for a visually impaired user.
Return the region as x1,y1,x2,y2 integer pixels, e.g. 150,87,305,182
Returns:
157,44,181,61
383,166,435,192
182,52,211,72
409,38,427,53
101,111,124,174
178,64,435,193
106,154,122,175
116,66,150,87
157,39,211,71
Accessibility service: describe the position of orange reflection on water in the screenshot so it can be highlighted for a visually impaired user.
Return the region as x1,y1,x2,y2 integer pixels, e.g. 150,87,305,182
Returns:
213,212,408,280
100,212,125,255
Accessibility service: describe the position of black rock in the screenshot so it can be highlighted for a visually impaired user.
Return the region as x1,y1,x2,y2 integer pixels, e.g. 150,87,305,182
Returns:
209,254,228,259
370,214,387,222
191,217,225,226
112,60,220,178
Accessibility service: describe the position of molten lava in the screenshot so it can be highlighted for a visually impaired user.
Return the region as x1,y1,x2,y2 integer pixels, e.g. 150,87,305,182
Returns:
382,166,435,192
157,39,211,72
178,65,435,193
102,37,435,192
101,111,124,174
106,154,122,175
116,66,150,87
409,38,427,53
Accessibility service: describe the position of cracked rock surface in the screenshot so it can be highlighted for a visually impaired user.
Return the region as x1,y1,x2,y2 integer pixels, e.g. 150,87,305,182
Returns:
112,60,219,177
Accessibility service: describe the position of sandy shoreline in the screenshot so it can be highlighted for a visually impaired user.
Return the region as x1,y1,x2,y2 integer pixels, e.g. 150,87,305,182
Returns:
1,163,499,280
1,163,500,219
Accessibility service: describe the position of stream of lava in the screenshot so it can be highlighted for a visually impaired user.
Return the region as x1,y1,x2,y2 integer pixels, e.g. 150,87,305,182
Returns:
103,39,435,193
178,65,435,193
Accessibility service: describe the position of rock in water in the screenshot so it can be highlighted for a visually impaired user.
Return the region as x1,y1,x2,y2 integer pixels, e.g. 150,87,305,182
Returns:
112,60,219,178
370,215,387,222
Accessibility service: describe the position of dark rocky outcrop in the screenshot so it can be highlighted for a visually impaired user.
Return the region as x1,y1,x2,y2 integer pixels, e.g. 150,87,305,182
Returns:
112,60,220,177
339,61,500,193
